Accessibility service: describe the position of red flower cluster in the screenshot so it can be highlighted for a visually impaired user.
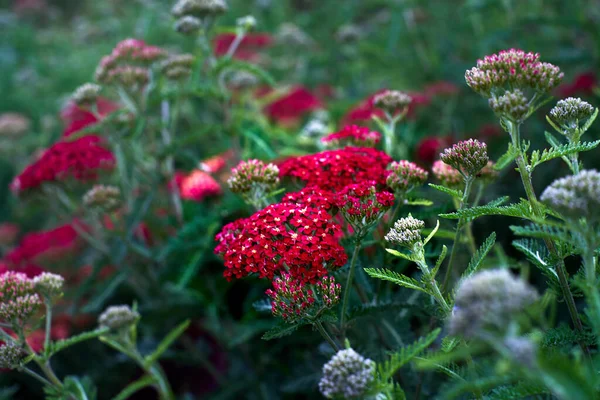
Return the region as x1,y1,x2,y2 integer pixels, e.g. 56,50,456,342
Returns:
214,33,273,61
263,86,323,125
10,135,115,193
559,71,597,97
174,170,222,202
214,202,347,283
282,187,336,210
335,181,394,232
278,147,392,191
321,125,381,147
5,222,84,267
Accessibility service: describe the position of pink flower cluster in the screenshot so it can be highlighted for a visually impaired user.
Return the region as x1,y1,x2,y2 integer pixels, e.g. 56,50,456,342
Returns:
214,202,347,284
465,49,564,95
0,271,41,324
321,125,381,147
278,147,392,191
386,160,429,194
10,136,115,193
95,38,167,86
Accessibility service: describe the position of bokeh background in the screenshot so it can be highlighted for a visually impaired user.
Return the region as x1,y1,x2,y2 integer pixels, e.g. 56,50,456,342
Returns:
1,0,599,398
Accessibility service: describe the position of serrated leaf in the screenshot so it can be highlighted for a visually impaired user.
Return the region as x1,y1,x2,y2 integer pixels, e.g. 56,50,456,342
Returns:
494,143,517,170
462,232,496,278
364,268,428,294
405,198,434,206
385,248,417,261
510,223,572,244
50,328,110,355
432,245,448,277
530,140,600,170
423,220,439,245
379,328,441,380
581,108,599,132
429,183,462,199
144,320,190,368
440,199,535,221
441,336,460,352
262,322,304,341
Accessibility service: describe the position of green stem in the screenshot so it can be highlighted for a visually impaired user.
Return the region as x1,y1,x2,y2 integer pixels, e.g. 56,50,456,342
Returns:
509,121,589,357
44,298,52,357
20,366,52,386
314,321,340,351
418,260,451,314
340,241,361,336
160,100,183,225
442,177,474,292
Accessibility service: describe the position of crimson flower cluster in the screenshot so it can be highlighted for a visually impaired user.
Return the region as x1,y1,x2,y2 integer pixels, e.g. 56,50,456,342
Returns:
11,136,115,193
279,147,392,191
282,187,336,211
266,273,341,323
213,33,273,61
262,86,323,125
335,181,395,237
321,125,381,148
95,38,167,87
174,170,222,202
214,202,347,284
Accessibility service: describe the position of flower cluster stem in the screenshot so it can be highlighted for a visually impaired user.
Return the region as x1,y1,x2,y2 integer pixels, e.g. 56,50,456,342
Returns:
442,176,474,292
509,121,589,357
340,241,361,337
315,321,340,351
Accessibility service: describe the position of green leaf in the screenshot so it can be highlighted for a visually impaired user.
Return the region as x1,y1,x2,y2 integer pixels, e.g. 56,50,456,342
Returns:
262,322,304,341
494,143,517,170
385,248,417,262
530,140,600,170
50,328,110,355
581,108,599,132
462,232,496,278
440,199,535,222
441,336,460,352
405,198,434,206
144,320,191,368
538,352,596,400
431,245,448,277
544,130,563,148
378,328,441,381
487,382,550,400
512,239,561,291
363,268,428,294
509,223,572,244
423,220,439,245
112,376,157,400
429,183,462,199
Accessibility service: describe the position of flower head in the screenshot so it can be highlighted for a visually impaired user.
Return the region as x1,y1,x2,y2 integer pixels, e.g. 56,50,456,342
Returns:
541,170,600,223
282,187,336,210
386,160,428,194
0,113,30,137
465,49,563,96
373,90,412,113
172,0,228,18
174,15,202,35
176,170,222,202
33,272,64,298
71,83,102,108
319,348,375,399
321,125,381,148
385,215,425,249
160,54,195,81
279,147,392,191
0,271,41,324
83,185,122,212
10,136,115,193
449,269,538,337
98,305,140,331
440,139,488,178
489,89,529,123
335,181,394,237
549,97,595,131
227,160,279,195
214,202,347,283
0,343,23,369
432,160,463,188
265,273,340,323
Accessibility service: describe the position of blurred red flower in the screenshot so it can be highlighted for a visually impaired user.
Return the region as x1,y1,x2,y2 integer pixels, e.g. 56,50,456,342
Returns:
263,86,323,125
558,71,597,97
415,136,453,165
61,98,119,138
213,33,273,61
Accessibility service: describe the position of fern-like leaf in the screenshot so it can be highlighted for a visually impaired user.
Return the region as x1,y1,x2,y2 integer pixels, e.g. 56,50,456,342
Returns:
462,232,496,278
262,322,304,341
50,328,109,355
440,199,534,221
364,268,428,294
509,223,572,244
530,140,600,170
429,183,462,199
378,328,441,381
494,143,517,170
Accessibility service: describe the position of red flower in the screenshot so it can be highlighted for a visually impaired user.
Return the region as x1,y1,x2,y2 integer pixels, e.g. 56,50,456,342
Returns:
278,147,392,192
200,150,234,174
283,187,337,210
558,71,597,97
176,170,222,202
335,181,395,233
215,202,347,283
415,136,453,165
321,125,381,147
10,135,115,193
61,97,119,138
213,33,273,61
5,222,85,267
263,86,323,125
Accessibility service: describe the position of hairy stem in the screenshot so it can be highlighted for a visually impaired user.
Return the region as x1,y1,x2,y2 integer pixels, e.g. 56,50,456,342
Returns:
315,321,340,351
340,241,361,337
442,176,474,292
509,121,589,357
